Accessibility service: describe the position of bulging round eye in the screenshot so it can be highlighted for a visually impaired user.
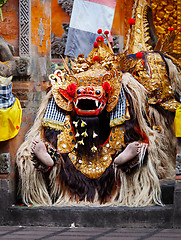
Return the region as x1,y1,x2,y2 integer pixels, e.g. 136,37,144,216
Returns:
77,89,81,94
95,90,101,95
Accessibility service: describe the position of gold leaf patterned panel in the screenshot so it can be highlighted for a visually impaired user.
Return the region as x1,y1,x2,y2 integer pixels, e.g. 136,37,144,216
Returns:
152,0,181,58
123,0,181,60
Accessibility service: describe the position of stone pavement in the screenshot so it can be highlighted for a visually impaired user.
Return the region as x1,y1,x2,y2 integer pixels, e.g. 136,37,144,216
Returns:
0,226,181,240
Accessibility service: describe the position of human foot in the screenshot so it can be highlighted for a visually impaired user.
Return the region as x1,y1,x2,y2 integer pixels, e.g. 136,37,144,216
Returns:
114,141,141,166
31,140,54,167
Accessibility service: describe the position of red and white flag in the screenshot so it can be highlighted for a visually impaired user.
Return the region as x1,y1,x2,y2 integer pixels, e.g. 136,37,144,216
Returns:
65,0,117,58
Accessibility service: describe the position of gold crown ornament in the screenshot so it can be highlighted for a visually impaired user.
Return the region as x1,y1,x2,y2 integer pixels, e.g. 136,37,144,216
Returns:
49,35,122,116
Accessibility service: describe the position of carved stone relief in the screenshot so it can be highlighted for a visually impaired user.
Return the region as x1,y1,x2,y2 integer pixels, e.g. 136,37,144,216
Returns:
19,0,31,57
14,57,30,77
176,154,181,175
0,153,10,174
58,0,74,15
51,23,69,58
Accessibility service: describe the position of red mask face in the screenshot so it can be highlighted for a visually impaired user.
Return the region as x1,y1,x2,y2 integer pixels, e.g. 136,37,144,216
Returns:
73,85,109,116
50,69,121,114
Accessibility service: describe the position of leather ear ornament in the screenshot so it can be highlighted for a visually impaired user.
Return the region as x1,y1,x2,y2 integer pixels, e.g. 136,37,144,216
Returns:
50,71,76,112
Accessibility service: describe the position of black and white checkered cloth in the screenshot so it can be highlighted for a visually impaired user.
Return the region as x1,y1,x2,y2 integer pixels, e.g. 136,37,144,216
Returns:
42,86,126,130
42,97,66,129
110,85,126,126
0,83,15,109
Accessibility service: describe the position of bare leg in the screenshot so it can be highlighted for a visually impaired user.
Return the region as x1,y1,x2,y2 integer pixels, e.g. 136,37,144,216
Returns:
31,140,54,167
114,141,141,166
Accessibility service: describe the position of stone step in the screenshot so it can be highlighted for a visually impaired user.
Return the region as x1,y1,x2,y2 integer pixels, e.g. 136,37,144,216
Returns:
160,180,175,204
4,205,174,228
0,179,177,228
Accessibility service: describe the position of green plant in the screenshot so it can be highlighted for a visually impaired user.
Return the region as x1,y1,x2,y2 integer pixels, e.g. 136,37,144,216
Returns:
0,0,8,21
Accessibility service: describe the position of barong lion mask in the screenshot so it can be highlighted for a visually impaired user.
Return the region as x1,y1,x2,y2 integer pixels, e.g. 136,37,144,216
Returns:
49,37,123,115
49,67,122,115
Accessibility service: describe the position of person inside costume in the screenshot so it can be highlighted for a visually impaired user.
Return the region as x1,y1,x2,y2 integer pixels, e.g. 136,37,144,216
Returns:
16,0,180,207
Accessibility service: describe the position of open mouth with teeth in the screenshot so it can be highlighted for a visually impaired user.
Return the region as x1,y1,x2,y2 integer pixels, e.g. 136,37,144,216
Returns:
73,97,106,115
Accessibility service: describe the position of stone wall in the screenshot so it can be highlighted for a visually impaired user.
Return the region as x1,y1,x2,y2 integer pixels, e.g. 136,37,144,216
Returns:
0,0,51,209
0,0,19,56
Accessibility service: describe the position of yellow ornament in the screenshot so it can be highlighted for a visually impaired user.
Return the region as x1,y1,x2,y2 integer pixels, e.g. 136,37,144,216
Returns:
73,120,79,128
78,139,84,145
81,131,88,137
91,145,97,152
75,131,80,137
81,120,87,127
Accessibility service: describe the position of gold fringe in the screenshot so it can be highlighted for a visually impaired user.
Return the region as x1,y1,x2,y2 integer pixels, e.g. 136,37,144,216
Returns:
110,116,126,128
42,119,64,131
